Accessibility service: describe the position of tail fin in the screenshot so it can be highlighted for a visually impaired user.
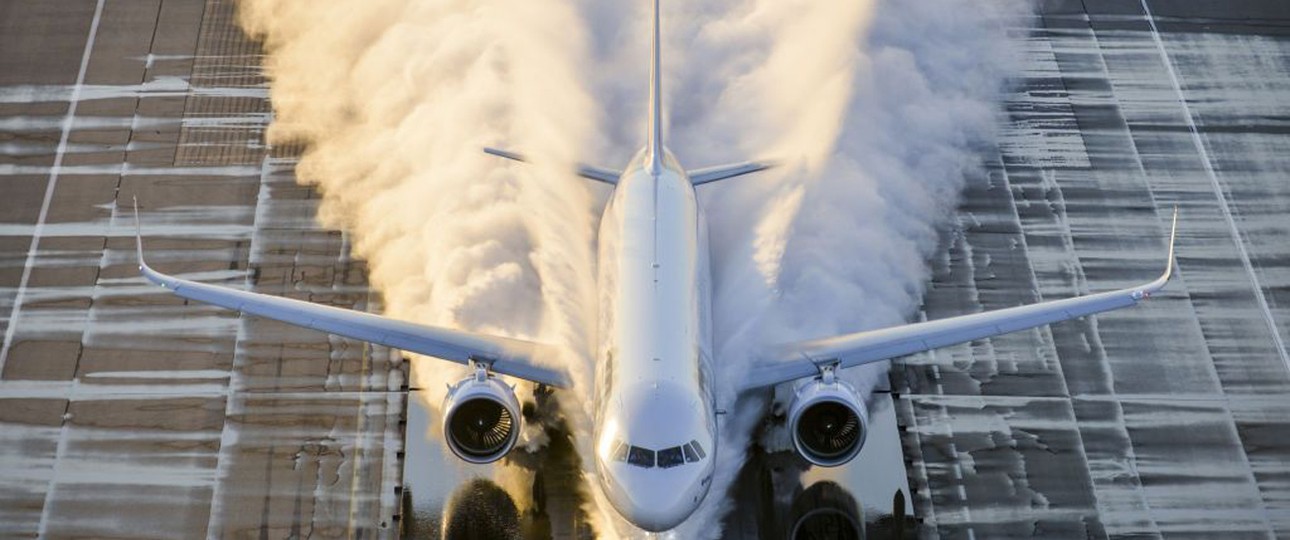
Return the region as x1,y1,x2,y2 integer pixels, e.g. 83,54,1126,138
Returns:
646,0,663,175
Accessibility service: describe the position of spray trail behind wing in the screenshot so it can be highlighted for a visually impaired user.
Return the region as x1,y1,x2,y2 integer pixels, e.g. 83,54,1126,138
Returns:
659,0,1025,537
579,0,886,535
236,0,601,515
239,0,1025,536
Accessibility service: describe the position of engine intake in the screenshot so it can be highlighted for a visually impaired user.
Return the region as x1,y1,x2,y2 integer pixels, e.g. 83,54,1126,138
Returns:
787,373,868,467
442,367,522,464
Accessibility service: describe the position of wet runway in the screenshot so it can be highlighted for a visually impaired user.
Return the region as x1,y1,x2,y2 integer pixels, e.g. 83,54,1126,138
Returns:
895,0,1290,537
0,0,404,537
3,0,1290,538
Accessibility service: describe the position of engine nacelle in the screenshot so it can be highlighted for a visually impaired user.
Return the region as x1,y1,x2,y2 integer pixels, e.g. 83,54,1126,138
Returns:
442,367,522,464
787,372,869,467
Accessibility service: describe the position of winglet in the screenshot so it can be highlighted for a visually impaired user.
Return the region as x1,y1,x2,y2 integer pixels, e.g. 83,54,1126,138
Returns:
1134,206,1179,298
132,196,146,273
132,197,170,289
1164,205,1179,279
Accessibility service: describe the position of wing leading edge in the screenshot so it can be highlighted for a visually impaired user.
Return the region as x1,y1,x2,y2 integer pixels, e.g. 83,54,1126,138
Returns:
742,209,1180,392
133,202,571,389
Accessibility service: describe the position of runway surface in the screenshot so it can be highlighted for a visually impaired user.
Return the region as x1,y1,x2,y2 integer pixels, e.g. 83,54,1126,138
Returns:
895,0,1290,537
2,0,1290,539
0,0,404,538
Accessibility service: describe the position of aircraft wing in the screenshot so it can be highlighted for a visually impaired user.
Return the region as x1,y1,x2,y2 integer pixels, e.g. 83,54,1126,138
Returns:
133,205,571,389
741,210,1179,392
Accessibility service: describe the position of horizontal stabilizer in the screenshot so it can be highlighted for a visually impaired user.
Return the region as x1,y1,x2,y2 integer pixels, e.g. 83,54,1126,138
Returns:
688,161,773,185
484,147,621,185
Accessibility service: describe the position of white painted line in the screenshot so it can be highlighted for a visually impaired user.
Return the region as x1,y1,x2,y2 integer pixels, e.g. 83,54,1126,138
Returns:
1,0,106,373
1138,0,1290,374
346,227,376,535
29,5,107,538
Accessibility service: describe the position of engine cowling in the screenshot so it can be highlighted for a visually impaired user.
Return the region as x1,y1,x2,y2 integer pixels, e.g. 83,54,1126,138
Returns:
442,369,522,464
787,374,868,467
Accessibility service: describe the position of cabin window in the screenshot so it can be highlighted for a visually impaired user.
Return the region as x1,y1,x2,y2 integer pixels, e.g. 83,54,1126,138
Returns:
657,446,685,468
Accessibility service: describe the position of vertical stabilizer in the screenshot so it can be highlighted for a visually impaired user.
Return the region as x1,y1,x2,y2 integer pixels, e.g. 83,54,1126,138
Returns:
646,0,663,174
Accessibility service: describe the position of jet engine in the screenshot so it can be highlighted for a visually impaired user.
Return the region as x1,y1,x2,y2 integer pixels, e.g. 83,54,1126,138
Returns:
442,366,522,464
787,369,868,467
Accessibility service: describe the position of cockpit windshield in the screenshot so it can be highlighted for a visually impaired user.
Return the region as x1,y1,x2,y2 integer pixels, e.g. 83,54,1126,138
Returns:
689,440,705,459
627,445,655,468
657,446,684,468
610,439,706,469
682,442,699,462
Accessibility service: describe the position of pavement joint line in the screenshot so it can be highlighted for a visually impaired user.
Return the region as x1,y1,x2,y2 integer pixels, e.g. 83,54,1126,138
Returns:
203,151,270,539
1137,0,1290,375
0,0,108,376
1065,22,1169,534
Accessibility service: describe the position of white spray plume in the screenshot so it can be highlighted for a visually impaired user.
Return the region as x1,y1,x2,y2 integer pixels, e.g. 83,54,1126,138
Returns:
238,0,1025,536
657,0,1027,537
236,0,601,519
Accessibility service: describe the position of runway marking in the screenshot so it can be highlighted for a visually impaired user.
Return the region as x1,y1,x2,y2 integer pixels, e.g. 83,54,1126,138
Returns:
0,5,124,378
1044,22,1171,533
28,3,107,536
0,0,106,375
347,318,372,538
1137,0,1290,374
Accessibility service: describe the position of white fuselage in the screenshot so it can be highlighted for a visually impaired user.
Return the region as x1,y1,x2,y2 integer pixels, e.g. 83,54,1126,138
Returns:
593,148,717,532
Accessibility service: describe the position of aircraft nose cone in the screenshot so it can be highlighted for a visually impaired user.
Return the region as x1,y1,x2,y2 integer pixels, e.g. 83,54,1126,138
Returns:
635,511,686,533
615,489,693,532
600,464,706,532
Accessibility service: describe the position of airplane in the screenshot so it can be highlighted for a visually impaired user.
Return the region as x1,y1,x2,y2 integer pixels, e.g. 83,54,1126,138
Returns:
134,0,1179,532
